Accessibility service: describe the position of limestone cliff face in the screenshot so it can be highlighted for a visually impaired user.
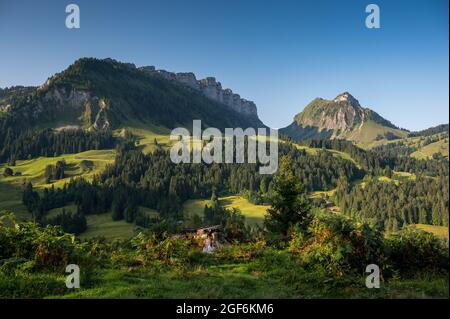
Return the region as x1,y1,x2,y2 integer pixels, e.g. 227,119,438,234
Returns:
26,86,111,130
139,66,258,117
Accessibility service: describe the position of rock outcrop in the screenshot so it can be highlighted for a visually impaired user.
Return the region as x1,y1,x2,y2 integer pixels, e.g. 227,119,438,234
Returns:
139,66,258,117
34,87,110,130
280,92,406,144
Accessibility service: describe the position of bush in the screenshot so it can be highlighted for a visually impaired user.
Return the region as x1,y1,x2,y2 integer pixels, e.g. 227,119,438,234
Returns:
289,213,387,276
144,234,193,266
386,228,449,275
0,220,94,272
214,240,267,262
2,167,13,177
223,209,248,242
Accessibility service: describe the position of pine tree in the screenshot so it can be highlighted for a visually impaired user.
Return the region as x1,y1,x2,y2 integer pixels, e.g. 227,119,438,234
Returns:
431,208,441,226
264,156,311,239
419,208,428,224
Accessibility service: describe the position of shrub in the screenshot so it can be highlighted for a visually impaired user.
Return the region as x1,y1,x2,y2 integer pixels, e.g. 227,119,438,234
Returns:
290,213,386,276
2,167,13,177
0,220,95,272
223,209,248,242
214,240,267,262
386,228,449,275
144,235,193,265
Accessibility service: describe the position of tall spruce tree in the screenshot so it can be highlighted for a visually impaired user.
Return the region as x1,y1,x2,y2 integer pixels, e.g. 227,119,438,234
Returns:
264,156,311,239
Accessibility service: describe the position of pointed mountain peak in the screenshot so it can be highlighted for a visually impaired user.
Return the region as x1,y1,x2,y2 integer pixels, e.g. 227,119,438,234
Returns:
333,92,360,107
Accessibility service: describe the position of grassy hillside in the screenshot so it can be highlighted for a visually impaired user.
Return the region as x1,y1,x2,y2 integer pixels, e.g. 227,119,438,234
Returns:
413,224,449,240
346,120,408,148
411,138,449,160
117,122,173,154
46,203,78,218
79,213,136,241
182,198,213,219
183,196,268,227
0,149,115,189
219,196,269,226
0,182,28,220
359,171,416,188
369,131,449,159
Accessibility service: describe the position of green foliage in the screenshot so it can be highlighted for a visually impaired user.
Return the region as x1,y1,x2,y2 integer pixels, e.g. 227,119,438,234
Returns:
2,167,13,177
289,213,386,276
44,160,66,183
214,240,267,263
0,128,115,164
264,156,311,239
223,208,248,242
0,218,448,298
335,175,449,228
45,209,87,235
1,221,75,271
386,228,449,275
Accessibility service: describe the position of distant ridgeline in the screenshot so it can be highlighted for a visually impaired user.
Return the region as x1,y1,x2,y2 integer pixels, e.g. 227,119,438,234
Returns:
0,57,266,163
407,124,449,138
0,57,263,132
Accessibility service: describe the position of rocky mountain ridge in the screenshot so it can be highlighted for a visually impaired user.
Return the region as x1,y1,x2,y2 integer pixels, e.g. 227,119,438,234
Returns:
137,65,258,117
2,58,264,131
280,92,408,145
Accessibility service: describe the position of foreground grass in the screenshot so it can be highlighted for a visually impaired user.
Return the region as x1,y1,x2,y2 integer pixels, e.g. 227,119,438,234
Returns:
49,250,448,299
2,248,447,299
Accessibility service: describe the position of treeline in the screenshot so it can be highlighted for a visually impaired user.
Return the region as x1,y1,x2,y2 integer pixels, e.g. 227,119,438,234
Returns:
408,124,449,138
334,175,449,231
22,141,363,231
303,139,449,176
372,133,448,158
44,208,87,235
21,137,448,235
0,127,115,164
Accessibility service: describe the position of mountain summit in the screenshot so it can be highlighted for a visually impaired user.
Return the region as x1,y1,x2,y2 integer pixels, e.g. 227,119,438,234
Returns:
333,92,360,106
3,58,264,131
280,92,408,146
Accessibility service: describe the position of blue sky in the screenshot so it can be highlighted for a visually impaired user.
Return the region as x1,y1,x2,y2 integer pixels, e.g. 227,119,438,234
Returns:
0,0,448,130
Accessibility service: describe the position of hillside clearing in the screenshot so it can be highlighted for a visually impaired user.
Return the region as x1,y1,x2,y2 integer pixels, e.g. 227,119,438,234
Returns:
79,213,136,241
413,224,449,240
0,149,115,189
182,196,269,227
